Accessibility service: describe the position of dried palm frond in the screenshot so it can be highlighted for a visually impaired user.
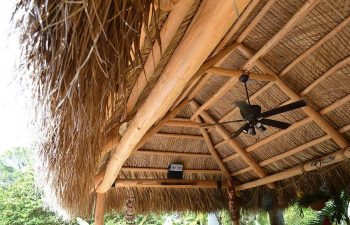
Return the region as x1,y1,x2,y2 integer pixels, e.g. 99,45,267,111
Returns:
15,0,162,216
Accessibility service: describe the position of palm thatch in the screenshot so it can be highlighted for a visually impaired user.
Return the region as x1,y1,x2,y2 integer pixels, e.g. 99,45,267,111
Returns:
16,0,350,219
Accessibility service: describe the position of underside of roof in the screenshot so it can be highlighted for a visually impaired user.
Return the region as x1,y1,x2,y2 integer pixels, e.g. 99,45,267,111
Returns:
18,0,350,217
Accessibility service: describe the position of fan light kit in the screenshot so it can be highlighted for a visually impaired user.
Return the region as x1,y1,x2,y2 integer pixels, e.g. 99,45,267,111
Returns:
202,71,307,138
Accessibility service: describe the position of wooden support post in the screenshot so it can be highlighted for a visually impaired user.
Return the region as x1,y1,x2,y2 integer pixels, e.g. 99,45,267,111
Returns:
237,44,350,150
227,180,240,225
235,147,350,191
268,209,285,225
97,0,250,193
94,193,106,225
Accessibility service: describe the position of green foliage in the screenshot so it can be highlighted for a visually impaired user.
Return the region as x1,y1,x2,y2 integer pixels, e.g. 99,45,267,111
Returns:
0,148,76,225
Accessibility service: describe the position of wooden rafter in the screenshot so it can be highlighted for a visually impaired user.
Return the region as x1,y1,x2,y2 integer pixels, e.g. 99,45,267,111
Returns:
136,150,212,158
207,67,276,81
114,146,350,190
155,132,204,140
121,167,222,174
300,56,350,96
173,0,262,108
280,15,350,77
97,0,250,193
114,179,223,189
190,100,276,188
190,0,320,121
125,0,195,116
238,44,350,149
165,119,201,128
189,105,232,179
232,122,350,176
222,93,350,162
243,0,320,68
235,147,350,191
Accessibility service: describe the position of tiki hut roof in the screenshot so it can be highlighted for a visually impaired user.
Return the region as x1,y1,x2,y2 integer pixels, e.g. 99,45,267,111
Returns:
18,0,350,218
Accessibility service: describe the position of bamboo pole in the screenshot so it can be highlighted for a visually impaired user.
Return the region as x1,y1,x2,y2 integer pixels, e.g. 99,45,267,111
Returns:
97,0,249,193
125,0,195,116
235,147,350,191
94,193,106,225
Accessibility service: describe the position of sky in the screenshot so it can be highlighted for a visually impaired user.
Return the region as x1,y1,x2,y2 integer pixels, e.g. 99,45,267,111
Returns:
0,0,32,153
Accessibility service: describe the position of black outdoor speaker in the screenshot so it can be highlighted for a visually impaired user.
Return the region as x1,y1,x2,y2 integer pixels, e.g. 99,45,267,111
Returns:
167,163,183,179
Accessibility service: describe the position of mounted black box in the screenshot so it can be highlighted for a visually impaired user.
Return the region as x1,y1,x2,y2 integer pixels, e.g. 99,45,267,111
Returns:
167,163,183,179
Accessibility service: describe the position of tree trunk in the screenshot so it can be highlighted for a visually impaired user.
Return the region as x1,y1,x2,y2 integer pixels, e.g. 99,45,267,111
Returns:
268,209,285,225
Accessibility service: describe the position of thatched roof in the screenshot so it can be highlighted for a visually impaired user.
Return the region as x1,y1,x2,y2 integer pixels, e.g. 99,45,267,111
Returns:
18,0,350,218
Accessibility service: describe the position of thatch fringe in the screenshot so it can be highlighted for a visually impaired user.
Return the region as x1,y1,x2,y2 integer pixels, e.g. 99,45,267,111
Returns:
15,0,162,216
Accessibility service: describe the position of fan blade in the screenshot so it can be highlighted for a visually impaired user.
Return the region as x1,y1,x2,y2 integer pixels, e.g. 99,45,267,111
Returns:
260,100,307,118
260,119,291,129
235,101,252,117
231,124,248,138
200,119,246,128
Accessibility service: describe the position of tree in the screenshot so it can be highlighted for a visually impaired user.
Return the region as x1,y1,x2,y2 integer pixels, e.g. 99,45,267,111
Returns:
0,148,76,225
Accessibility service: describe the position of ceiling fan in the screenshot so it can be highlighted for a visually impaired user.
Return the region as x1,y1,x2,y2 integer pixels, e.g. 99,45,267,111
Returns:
201,71,307,138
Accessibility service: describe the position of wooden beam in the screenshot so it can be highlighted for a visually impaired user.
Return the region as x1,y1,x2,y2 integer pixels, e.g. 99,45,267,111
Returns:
280,15,350,77
155,132,204,140
222,117,313,162
165,119,201,128
236,0,278,43
238,44,350,149
121,167,222,174
190,105,232,179
114,179,223,188
175,0,260,106
125,0,195,116
136,149,212,158
219,16,350,124
207,67,276,81
235,147,350,191
97,0,249,193
223,78,350,163
215,0,260,52
190,100,275,189
300,56,350,96
94,193,106,225
155,0,180,11
191,0,320,120
243,0,320,69
231,122,350,176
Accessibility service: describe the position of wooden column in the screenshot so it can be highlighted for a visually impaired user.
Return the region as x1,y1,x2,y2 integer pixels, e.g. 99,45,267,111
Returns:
268,209,285,225
94,193,106,225
97,0,250,193
227,180,240,225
